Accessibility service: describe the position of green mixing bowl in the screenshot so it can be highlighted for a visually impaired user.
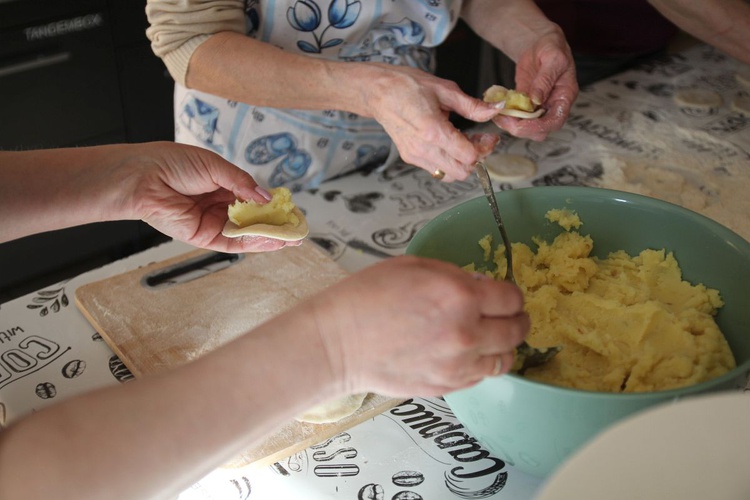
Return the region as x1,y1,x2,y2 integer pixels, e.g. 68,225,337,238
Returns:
406,186,750,478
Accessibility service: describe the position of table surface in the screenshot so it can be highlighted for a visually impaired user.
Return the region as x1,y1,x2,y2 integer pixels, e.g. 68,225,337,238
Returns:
2,43,750,499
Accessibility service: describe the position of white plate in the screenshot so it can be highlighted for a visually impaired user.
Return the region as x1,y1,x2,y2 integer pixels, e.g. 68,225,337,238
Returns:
535,392,750,500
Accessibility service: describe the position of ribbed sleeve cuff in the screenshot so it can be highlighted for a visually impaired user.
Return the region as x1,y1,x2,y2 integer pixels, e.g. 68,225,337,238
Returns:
162,34,212,87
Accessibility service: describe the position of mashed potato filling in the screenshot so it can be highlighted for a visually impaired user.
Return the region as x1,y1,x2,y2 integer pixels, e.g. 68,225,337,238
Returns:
483,85,536,112
467,209,736,393
227,187,300,228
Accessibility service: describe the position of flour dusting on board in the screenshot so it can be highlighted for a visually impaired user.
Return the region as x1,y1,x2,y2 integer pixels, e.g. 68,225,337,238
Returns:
592,111,750,241
75,243,350,377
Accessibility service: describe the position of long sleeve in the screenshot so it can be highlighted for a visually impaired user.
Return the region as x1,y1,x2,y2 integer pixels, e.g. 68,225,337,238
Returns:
145,0,246,86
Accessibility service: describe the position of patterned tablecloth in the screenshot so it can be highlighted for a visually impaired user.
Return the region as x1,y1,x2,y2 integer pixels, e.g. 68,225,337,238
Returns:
1,43,749,499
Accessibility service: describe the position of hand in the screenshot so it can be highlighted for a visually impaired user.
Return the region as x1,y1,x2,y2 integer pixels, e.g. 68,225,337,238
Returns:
492,30,578,141
308,256,530,397
363,64,501,182
129,142,302,253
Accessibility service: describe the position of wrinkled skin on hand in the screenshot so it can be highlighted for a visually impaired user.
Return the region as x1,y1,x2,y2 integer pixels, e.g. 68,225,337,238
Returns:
492,31,578,142
364,64,502,183
468,132,502,158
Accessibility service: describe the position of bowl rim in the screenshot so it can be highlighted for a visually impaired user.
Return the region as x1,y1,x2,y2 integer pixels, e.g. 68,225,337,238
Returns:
408,186,750,256
486,366,750,399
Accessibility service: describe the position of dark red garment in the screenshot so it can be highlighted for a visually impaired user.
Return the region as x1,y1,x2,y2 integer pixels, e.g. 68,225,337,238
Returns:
536,0,678,57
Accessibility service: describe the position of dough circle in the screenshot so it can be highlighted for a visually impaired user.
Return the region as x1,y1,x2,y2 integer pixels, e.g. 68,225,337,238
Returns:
295,393,368,424
674,88,723,109
731,95,750,116
496,107,545,119
221,207,309,241
484,153,539,182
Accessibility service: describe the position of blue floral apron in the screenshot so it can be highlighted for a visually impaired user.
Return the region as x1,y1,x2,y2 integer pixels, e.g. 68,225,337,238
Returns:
174,0,462,191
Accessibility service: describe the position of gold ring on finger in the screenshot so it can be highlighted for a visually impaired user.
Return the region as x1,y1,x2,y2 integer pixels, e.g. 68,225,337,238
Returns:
491,356,503,377
432,169,446,180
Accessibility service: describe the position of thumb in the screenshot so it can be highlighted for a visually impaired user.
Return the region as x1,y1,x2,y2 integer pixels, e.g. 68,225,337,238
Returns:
436,87,501,123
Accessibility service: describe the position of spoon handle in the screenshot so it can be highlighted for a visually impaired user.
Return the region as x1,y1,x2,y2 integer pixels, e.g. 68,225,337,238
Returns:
474,162,562,372
474,161,515,284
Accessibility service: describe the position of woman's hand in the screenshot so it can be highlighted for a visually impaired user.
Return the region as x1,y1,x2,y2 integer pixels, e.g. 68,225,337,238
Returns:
460,0,578,141
493,29,578,141
0,142,295,251
362,64,502,182
127,142,301,253
307,256,530,397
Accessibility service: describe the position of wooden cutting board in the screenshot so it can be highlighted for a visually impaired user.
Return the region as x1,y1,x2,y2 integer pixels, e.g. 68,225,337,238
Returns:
75,241,403,468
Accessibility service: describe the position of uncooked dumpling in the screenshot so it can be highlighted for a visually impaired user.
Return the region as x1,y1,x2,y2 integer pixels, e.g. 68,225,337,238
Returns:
295,393,368,424
222,187,309,241
483,85,545,119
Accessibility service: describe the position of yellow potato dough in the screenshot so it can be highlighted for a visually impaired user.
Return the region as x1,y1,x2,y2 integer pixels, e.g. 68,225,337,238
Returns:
227,187,300,228
545,208,582,231
470,210,736,393
483,85,536,112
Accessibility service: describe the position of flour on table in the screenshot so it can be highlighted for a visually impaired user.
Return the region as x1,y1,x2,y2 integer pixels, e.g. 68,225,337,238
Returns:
594,112,750,243
295,393,368,424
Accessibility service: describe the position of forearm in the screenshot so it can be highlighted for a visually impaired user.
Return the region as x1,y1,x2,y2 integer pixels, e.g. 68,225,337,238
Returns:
148,0,449,119
0,307,338,499
187,32,391,117
649,0,750,65
461,0,563,62
0,254,532,498
0,145,140,243
148,0,373,114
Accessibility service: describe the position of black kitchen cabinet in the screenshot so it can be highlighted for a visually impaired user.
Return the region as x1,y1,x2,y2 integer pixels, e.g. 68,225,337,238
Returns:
0,0,174,302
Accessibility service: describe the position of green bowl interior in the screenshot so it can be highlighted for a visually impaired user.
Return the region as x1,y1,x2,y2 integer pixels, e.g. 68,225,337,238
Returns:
406,186,750,368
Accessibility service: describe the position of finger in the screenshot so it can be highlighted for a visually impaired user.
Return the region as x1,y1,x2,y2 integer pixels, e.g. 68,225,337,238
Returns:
435,123,483,167
481,352,516,378
525,48,571,105
284,238,305,247
435,87,500,123
474,313,531,356
201,155,270,204
435,156,474,182
222,235,289,253
400,95,487,168
470,276,526,317
408,143,472,182
491,115,549,142
456,352,517,389
467,132,501,159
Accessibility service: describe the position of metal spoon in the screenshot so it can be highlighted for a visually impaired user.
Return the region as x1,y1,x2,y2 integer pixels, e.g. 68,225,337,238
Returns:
474,161,561,374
